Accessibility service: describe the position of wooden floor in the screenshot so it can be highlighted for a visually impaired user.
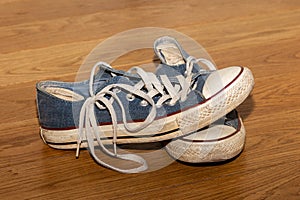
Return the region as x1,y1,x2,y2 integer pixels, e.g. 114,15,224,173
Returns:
0,0,299,199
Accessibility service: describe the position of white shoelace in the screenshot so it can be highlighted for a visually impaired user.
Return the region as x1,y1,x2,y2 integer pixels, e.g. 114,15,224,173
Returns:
76,57,215,173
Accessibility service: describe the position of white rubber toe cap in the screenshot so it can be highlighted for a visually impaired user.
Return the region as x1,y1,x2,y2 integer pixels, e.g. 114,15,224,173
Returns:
202,66,243,99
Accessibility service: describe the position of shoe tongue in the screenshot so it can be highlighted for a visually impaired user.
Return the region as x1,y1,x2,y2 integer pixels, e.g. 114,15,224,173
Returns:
155,63,204,78
153,36,188,76
154,36,190,67
154,36,208,78
155,63,187,77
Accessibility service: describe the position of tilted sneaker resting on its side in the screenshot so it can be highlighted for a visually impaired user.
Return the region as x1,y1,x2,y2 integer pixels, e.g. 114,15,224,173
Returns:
165,110,246,163
36,37,254,173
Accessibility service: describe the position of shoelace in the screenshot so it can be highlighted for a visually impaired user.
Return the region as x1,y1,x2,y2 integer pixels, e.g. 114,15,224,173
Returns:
77,58,215,173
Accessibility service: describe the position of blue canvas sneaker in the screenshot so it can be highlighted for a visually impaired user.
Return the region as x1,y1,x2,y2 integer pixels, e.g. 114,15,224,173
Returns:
37,37,254,173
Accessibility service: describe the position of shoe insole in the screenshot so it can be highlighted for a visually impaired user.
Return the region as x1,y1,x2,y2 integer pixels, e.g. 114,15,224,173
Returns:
182,124,236,141
156,43,185,66
44,87,84,102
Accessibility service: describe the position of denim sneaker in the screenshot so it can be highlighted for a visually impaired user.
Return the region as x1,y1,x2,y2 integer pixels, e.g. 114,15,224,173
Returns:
37,39,254,173
165,110,245,163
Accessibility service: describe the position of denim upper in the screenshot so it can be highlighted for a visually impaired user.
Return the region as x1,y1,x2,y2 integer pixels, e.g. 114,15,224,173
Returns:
37,36,217,130
36,63,211,129
224,109,239,128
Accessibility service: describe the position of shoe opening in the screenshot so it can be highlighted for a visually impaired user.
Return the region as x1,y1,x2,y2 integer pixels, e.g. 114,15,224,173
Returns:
44,86,84,102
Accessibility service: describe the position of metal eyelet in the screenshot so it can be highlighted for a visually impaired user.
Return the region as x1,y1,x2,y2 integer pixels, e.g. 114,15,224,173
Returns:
167,101,176,106
140,100,148,107
126,94,135,101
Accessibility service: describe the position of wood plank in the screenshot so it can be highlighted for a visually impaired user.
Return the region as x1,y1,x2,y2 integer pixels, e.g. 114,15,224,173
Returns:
0,9,299,85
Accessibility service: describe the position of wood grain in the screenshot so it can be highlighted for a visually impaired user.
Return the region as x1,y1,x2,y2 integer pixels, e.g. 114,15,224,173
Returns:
0,0,299,199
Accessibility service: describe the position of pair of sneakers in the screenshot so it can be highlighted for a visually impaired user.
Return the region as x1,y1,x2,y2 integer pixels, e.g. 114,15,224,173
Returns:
36,36,254,173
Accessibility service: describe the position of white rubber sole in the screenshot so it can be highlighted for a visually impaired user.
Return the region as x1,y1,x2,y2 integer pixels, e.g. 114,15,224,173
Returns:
165,116,245,163
40,66,254,149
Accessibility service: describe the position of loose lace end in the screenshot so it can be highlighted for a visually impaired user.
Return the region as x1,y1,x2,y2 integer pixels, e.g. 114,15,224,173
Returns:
76,142,81,158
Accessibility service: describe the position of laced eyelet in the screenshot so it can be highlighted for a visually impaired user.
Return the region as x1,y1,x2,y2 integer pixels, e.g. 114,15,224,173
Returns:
95,101,106,110
140,100,148,107
126,94,135,101
167,101,176,106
